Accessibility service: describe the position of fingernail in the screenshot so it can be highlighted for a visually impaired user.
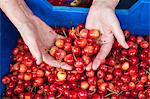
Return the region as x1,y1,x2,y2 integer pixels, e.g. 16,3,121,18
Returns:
124,42,129,49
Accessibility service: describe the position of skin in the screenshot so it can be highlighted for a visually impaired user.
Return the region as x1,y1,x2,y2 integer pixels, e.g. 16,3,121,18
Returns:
0,0,128,70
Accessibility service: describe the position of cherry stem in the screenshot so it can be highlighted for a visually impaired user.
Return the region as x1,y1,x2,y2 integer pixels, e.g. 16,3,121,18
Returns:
145,70,150,74
88,90,96,95
118,90,124,96
105,92,115,97
62,29,67,38
73,53,77,61
107,88,118,94
56,93,62,98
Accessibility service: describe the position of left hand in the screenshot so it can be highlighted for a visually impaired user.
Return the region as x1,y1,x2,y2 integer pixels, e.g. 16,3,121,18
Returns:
85,0,129,70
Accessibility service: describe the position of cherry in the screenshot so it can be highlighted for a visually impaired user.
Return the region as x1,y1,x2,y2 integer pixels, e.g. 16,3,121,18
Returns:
128,66,138,75
77,23,85,31
140,40,149,48
82,55,91,65
64,54,74,65
48,74,55,83
14,85,24,94
64,42,72,51
121,62,129,70
68,29,78,39
79,29,88,38
49,46,58,56
115,80,123,87
88,29,100,39
2,76,10,84
34,94,43,99
97,70,105,79
93,44,100,54
136,36,144,44
131,74,139,82
129,36,136,42
136,82,144,91
49,84,57,92
55,49,66,60
86,69,95,77
24,73,32,81
74,38,87,48
107,57,116,66
57,71,67,81
88,77,97,85
98,82,108,92
121,49,128,55
121,75,130,83
67,74,76,83
55,38,65,48
12,47,19,55
131,90,138,97
138,91,145,99
5,89,13,97
72,46,81,56
78,90,88,98
83,45,94,56
8,82,15,90
76,67,84,73
24,92,33,99
33,78,44,87
113,69,122,77
99,64,108,72
123,30,130,38
92,93,101,99
105,73,113,81
74,57,85,68
36,69,44,78
80,81,89,90
128,48,138,56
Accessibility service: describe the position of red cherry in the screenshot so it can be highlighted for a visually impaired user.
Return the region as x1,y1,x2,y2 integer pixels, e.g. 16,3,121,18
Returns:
121,75,130,83
86,69,95,77
113,69,122,77
105,73,113,81
129,36,136,42
129,56,139,65
115,80,123,87
82,55,91,65
12,47,19,55
79,29,88,38
97,70,105,79
55,38,65,48
99,64,108,72
76,67,84,73
5,89,13,97
2,76,10,84
72,46,81,56
48,74,55,83
136,82,144,91
78,90,88,98
64,42,72,51
36,69,44,78
107,57,116,66
124,30,130,38
128,48,138,56
14,85,24,94
92,93,101,99
74,57,84,68
136,36,144,44
83,45,94,56
140,40,149,48
68,29,78,39
74,38,87,48
24,73,32,81
64,54,74,65
33,78,44,87
77,23,85,31
55,49,66,60
98,82,108,93
49,84,57,92
88,29,100,39
67,74,76,83
88,77,97,85
128,66,138,75
69,90,78,99
49,46,58,56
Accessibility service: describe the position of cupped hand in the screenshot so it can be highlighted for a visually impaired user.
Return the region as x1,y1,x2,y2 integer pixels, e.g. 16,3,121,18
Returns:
86,0,129,70
21,16,73,70
1,0,72,70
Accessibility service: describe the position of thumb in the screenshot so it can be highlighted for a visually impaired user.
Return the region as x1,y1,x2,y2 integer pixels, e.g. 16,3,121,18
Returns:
112,24,129,49
92,41,114,70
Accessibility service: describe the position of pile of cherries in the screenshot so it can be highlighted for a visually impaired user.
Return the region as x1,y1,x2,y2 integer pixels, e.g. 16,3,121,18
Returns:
49,25,100,72
2,24,150,99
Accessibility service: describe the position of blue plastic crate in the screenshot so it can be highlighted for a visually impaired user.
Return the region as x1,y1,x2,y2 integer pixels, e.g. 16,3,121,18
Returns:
0,0,150,96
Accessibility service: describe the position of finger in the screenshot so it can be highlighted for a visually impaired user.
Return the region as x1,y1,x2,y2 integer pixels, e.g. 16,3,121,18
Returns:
92,41,114,70
86,62,92,71
42,53,72,70
26,40,42,65
112,23,129,49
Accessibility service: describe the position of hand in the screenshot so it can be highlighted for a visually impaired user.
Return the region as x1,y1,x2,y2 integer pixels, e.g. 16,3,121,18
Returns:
1,0,72,70
86,0,129,70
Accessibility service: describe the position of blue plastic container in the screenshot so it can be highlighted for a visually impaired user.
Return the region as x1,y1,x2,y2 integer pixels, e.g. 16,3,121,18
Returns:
0,0,150,96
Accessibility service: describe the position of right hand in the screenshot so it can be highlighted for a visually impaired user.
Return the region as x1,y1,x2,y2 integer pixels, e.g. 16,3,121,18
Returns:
1,0,72,70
